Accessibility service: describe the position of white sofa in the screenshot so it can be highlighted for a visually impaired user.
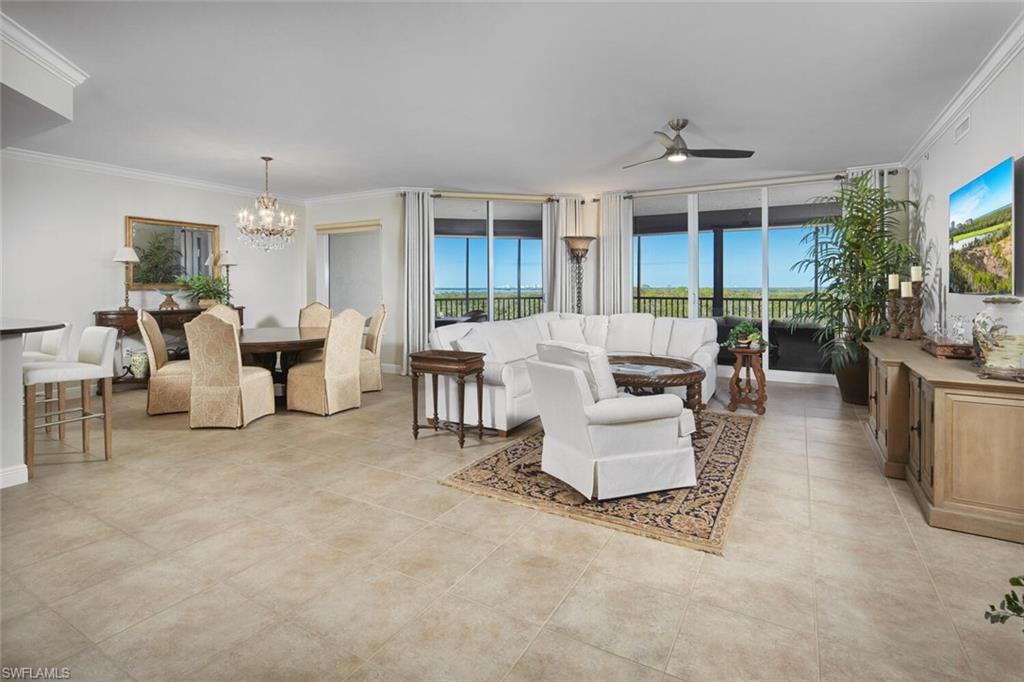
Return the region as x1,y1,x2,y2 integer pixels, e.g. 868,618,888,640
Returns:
527,341,697,499
427,312,718,434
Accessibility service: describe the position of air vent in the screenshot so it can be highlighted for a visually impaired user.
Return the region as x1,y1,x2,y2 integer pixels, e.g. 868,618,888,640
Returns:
953,114,971,143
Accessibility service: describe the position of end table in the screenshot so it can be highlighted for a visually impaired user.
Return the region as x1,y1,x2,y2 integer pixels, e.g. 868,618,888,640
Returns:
409,350,485,448
727,346,767,415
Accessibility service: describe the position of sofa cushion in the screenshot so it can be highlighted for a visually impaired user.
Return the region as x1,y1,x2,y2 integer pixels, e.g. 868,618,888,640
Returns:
548,319,586,345
606,313,655,354
480,322,529,363
651,317,673,356
506,359,532,397
512,318,545,358
452,328,492,355
582,315,609,347
536,341,618,401
531,312,563,341
667,318,716,358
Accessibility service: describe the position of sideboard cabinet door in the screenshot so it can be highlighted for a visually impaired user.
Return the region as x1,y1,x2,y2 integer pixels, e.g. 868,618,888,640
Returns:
908,373,922,483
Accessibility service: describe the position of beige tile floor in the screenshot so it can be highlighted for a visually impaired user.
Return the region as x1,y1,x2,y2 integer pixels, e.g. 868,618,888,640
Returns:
2,375,1022,681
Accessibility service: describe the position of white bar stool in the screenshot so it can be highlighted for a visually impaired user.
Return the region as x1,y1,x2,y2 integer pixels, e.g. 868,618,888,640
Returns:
22,327,117,478
22,324,73,439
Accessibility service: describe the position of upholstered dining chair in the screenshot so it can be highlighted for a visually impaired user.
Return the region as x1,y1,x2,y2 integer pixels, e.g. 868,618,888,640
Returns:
138,310,191,415
202,304,241,329
22,324,73,439
360,304,387,392
287,308,364,415
22,326,117,478
184,314,274,428
298,302,332,362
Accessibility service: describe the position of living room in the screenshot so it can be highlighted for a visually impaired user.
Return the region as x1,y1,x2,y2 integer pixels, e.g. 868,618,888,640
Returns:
1,2,1023,680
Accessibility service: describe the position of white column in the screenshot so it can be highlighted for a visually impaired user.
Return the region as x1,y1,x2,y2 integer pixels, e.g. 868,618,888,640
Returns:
0,334,28,488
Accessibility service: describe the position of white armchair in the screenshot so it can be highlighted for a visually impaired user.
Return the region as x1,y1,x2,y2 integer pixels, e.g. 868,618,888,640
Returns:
527,341,697,500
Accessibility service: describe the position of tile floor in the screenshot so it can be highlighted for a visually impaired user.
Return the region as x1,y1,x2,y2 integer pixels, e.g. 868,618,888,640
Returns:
1,375,1022,681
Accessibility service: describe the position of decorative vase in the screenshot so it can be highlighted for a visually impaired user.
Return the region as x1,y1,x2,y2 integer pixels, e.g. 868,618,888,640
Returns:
128,351,149,379
973,296,1024,379
198,298,217,309
158,291,180,310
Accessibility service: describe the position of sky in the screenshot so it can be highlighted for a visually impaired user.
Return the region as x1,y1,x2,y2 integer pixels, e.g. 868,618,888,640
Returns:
435,226,816,293
949,157,1013,228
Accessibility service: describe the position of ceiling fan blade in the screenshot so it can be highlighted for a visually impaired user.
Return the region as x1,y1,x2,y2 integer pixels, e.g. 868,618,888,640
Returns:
653,131,674,149
623,153,667,169
686,149,755,159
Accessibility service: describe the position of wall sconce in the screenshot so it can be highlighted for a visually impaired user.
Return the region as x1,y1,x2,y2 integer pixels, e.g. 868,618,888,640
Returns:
562,235,596,314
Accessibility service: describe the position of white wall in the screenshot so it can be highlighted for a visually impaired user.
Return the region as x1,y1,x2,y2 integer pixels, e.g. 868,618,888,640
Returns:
907,30,1024,330
305,191,405,371
1,155,307,357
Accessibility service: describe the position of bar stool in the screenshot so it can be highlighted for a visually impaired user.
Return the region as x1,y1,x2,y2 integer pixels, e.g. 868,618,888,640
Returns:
22,327,117,478
22,324,73,440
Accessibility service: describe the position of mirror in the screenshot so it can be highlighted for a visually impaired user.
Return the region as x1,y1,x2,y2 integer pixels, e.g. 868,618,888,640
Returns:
125,216,220,289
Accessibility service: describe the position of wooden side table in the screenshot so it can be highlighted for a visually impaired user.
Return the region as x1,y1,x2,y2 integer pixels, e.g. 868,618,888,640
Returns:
727,346,767,415
409,350,485,448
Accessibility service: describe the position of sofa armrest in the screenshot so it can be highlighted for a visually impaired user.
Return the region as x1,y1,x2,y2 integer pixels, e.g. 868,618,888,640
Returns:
690,341,719,369
584,393,683,425
481,361,509,386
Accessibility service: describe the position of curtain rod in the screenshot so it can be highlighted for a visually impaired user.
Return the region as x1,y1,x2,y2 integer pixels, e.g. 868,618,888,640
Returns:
625,172,846,200
427,191,555,203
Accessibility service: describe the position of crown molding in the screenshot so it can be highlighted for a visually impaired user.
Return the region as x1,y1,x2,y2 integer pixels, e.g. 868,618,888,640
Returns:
902,9,1024,168
305,187,424,205
1,147,305,204
1,12,89,87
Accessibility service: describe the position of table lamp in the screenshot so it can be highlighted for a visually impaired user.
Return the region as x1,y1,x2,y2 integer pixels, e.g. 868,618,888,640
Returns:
205,250,239,302
112,246,139,312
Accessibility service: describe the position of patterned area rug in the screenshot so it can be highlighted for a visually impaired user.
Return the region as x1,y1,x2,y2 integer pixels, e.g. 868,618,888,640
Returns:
441,411,759,554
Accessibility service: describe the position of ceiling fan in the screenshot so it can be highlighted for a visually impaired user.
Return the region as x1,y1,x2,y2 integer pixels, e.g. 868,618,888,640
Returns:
623,118,754,169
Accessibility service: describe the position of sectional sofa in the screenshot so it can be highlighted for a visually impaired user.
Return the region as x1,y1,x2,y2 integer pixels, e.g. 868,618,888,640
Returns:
427,312,718,434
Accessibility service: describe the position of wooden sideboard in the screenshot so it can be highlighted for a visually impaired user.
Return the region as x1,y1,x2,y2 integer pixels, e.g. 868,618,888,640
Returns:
94,306,245,386
866,337,1024,543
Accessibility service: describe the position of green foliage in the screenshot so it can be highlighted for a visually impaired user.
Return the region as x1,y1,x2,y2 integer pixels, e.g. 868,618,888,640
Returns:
949,225,1013,294
790,173,918,370
722,320,764,349
985,576,1024,634
950,205,1011,239
133,233,183,284
175,274,228,304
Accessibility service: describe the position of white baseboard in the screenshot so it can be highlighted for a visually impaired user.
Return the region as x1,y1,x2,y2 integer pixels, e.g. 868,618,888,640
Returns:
765,368,838,386
382,363,402,375
0,464,29,489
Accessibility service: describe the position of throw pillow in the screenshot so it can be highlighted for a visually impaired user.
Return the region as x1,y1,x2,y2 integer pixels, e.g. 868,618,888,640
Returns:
547,319,587,345
452,328,491,356
536,340,619,401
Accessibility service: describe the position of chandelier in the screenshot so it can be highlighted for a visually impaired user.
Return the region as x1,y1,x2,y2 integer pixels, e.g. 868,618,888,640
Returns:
237,156,297,251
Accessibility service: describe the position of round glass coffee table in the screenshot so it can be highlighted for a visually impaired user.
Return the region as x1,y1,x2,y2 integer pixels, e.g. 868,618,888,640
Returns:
607,355,706,429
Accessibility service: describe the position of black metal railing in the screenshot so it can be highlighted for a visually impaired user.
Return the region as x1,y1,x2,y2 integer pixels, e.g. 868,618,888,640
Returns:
634,296,814,320
435,296,544,321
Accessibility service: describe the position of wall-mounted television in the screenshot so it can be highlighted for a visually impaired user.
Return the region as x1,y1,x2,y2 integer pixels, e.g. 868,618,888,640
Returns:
948,156,1015,295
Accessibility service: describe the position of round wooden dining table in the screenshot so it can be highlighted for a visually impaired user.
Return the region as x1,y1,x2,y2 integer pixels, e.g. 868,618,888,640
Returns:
238,327,327,393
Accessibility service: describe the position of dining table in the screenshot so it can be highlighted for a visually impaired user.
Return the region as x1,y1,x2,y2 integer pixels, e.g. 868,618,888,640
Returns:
238,326,327,396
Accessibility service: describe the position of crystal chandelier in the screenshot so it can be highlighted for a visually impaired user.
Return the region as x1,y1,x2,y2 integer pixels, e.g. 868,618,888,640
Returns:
237,156,297,251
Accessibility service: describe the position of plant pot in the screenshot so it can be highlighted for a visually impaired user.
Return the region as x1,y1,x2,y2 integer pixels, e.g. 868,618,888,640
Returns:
834,351,869,405
198,299,217,309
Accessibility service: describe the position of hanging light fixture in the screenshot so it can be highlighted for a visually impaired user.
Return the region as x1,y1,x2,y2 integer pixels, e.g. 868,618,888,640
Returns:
237,156,297,251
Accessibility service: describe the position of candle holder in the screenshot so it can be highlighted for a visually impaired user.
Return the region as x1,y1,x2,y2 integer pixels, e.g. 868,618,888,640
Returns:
886,290,901,338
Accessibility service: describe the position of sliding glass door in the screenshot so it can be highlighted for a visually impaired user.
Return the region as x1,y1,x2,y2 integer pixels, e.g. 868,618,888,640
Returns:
632,194,690,317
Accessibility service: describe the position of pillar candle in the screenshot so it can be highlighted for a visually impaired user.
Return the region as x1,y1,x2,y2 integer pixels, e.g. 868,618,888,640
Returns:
910,266,923,282
888,274,900,291
900,281,913,298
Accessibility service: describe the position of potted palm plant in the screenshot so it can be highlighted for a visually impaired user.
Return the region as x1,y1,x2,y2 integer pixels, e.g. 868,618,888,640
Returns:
175,274,229,308
791,173,918,404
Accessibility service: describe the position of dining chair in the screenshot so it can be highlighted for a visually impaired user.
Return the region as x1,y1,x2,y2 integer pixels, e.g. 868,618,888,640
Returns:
360,304,387,392
184,313,274,428
202,304,241,330
23,324,73,438
298,302,332,362
22,326,117,478
287,308,364,416
138,310,191,415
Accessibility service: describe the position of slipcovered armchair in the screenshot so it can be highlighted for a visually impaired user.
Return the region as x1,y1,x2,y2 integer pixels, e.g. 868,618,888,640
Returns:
138,311,191,415
287,308,364,415
298,302,332,362
526,341,697,500
360,304,387,392
184,314,274,428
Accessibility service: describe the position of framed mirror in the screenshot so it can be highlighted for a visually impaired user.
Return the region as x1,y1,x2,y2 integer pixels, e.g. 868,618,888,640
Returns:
125,216,220,290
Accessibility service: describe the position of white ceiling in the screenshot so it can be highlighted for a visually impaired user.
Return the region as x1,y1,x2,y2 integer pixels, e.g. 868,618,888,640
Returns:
4,1,1021,199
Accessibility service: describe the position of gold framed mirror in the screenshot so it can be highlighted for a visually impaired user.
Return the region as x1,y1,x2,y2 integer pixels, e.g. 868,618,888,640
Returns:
125,216,220,290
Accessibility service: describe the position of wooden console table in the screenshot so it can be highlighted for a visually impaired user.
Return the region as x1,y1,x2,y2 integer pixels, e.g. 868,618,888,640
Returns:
409,350,484,448
94,306,245,386
866,337,1024,542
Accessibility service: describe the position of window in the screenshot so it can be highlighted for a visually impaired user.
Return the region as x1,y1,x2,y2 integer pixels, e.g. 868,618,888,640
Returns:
433,199,543,322
632,194,690,317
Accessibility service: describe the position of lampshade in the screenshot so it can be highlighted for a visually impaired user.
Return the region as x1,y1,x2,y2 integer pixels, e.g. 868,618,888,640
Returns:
218,250,238,267
562,235,596,258
112,246,139,263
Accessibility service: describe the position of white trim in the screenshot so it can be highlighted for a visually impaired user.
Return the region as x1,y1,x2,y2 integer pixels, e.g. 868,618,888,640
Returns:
382,362,402,375
629,171,844,199
1,12,89,86
765,368,838,387
305,187,420,206
902,9,1024,168
0,464,29,489
1,148,305,204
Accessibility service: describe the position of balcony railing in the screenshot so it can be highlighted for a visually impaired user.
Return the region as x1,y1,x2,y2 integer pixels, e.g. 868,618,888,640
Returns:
435,296,544,321
634,296,814,320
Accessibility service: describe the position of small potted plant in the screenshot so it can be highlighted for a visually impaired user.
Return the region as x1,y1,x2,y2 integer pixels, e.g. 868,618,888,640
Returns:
722,320,765,349
175,274,228,309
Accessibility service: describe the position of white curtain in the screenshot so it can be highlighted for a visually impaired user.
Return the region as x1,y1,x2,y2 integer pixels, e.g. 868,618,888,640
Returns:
598,192,634,314
403,190,434,374
543,197,585,313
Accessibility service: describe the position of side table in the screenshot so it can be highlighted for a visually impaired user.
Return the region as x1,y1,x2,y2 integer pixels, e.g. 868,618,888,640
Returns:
409,350,485,448
727,346,767,415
